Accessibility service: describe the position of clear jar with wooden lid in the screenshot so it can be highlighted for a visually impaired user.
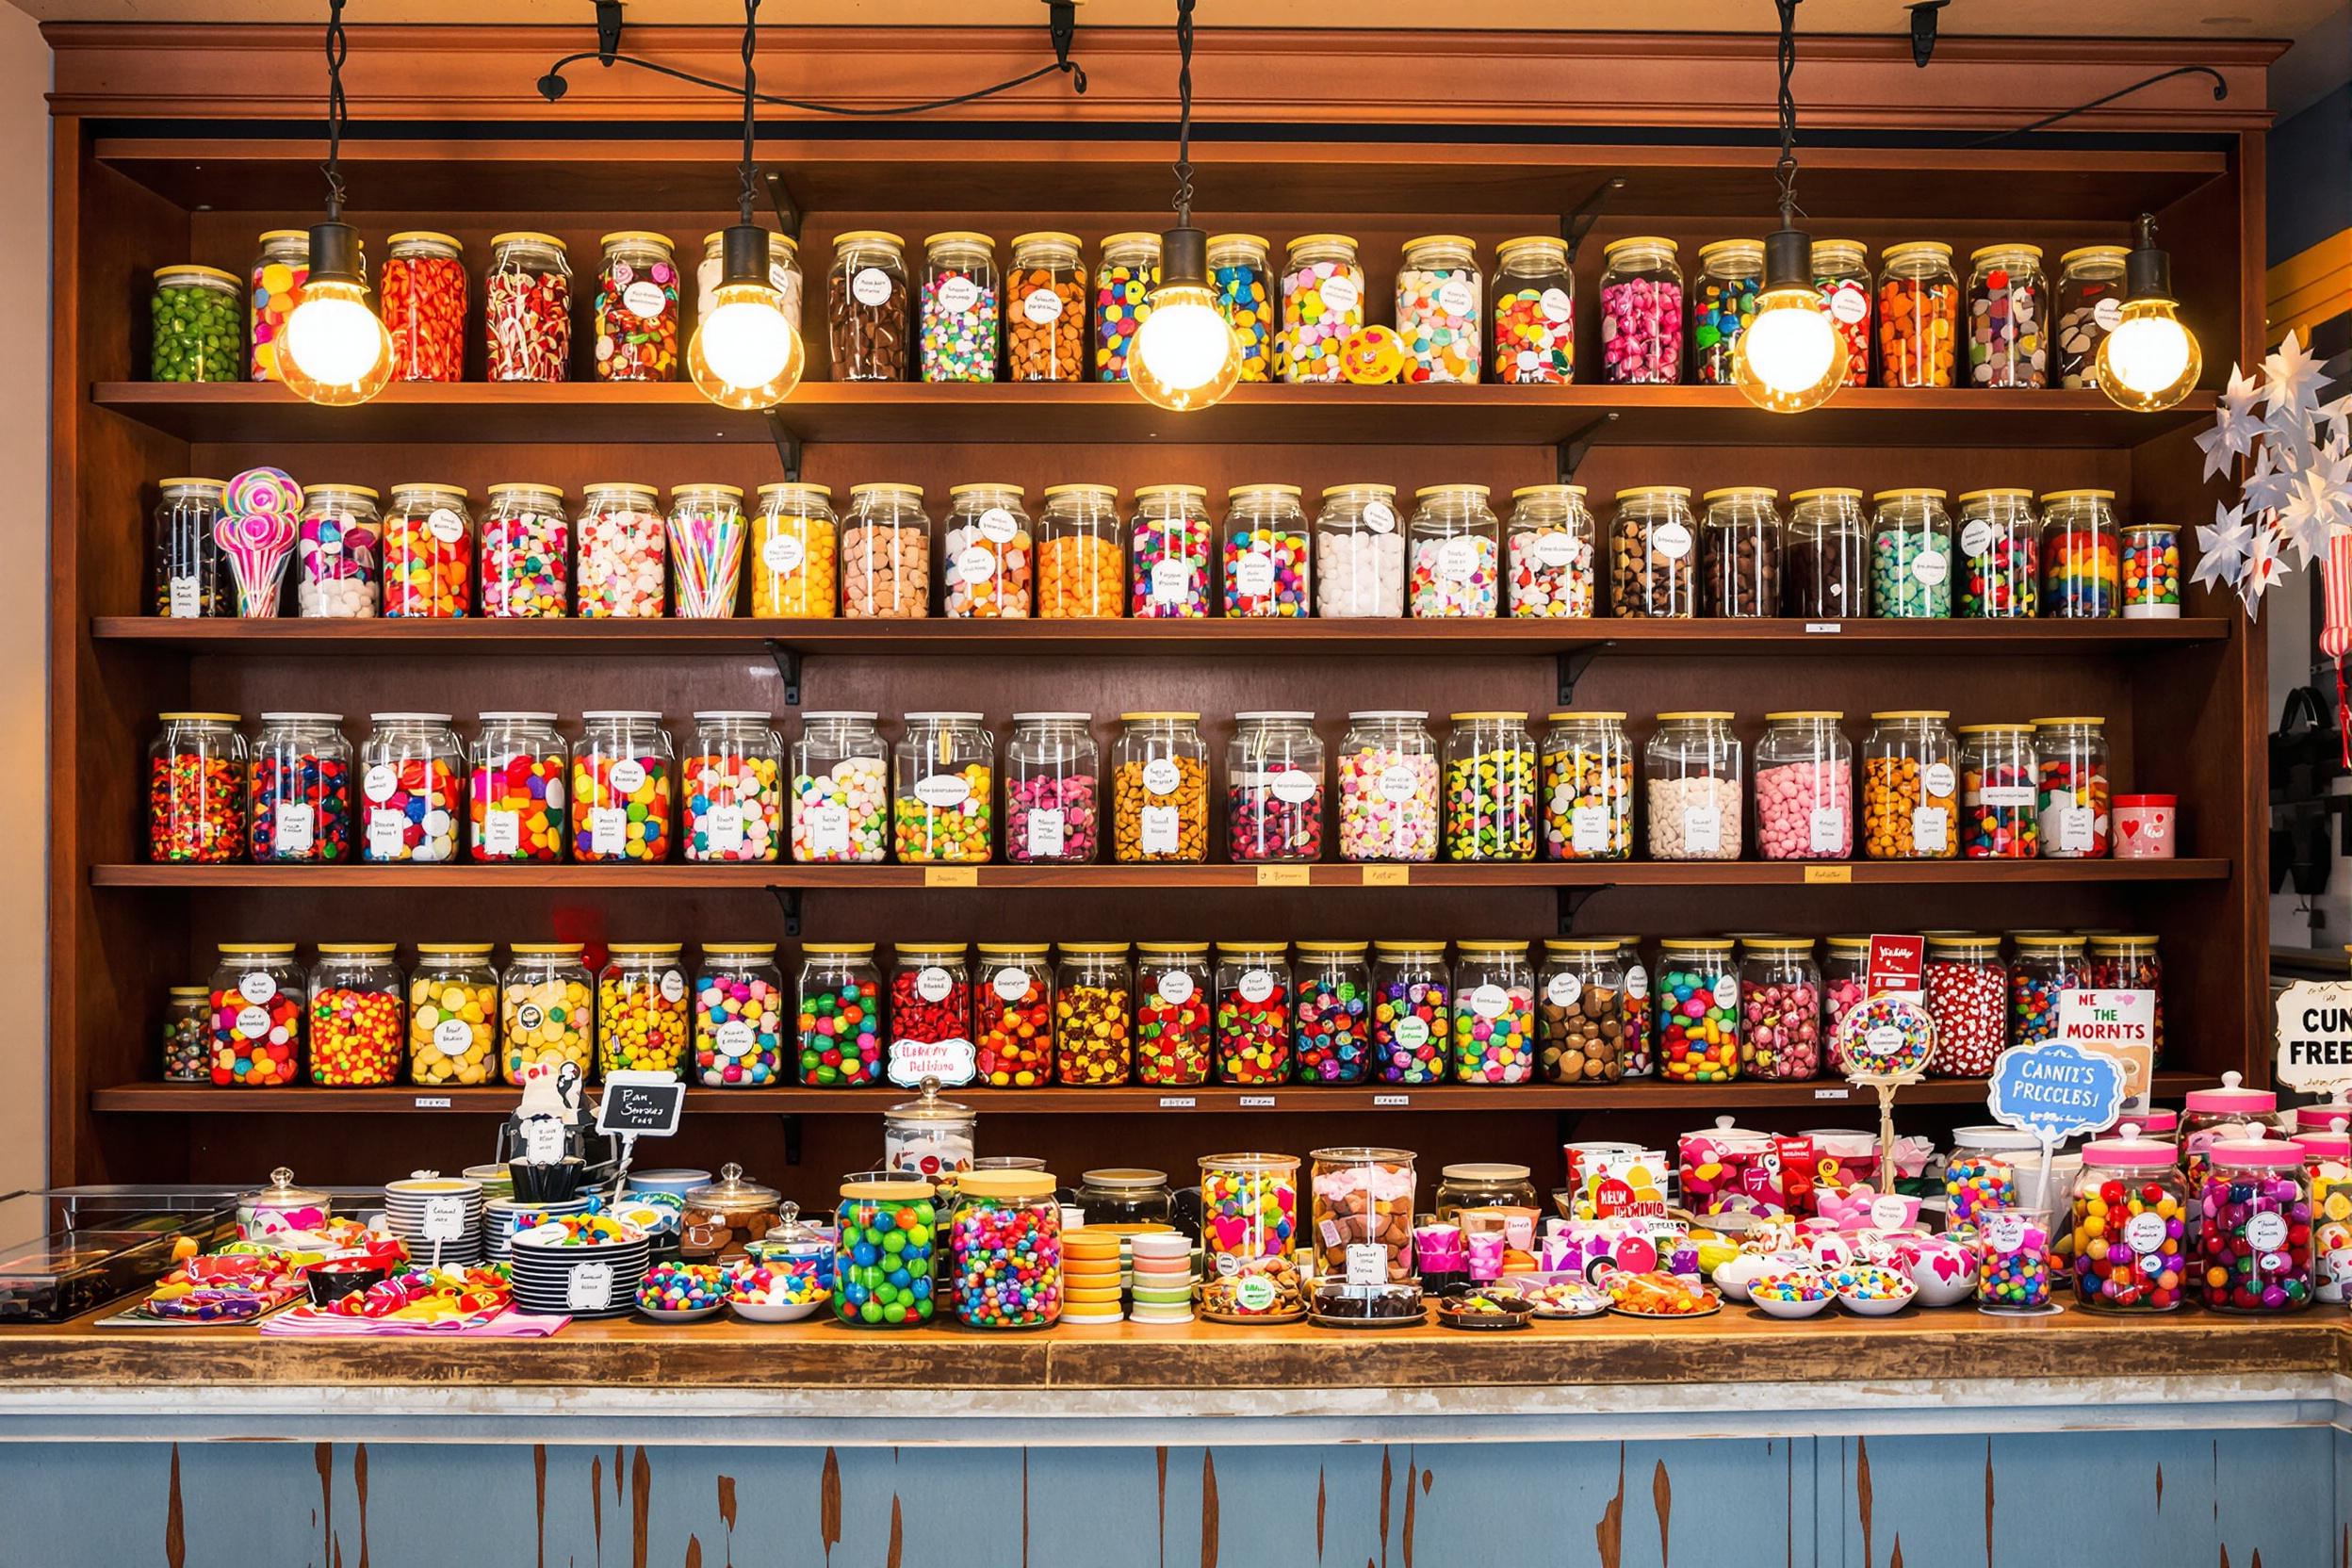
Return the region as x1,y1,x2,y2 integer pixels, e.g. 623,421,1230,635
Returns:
2040,488,2120,619
1953,488,2039,618
841,482,930,619
1407,483,1499,618
665,482,744,618
484,231,571,383
383,231,467,383
750,482,838,617
1870,488,1952,618
1135,943,1213,1086
480,482,570,619
1960,723,2038,858
1443,711,1537,862
1128,482,1213,617
1784,486,1868,618
1700,485,1781,617
1967,242,2048,388
1007,230,1086,382
1812,237,1870,387
1280,233,1364,384
593,230,680,383
1315,482,1405,618
409,942,498,1086
1493,235,1575,384
1037,483,1122,618
1292,940,1373,1084
828,229,909,382
1598,236,1684,384
1645,712,1741,860
382,482,474,619
1609,485,1698,618
919,231,1000,384
942,482,1034,618
1112,711,1208,863
1208,233,1273,381
1754,710,1851,860
1396,234,1481,384
500,943,592,1085
296,482,381,619
2055,244,2128,388
308,942,405,1086
208,942,303,1086
1093,231,1161,383
1541,710,1634,860
1538,939,1625,1084
576,482,666,619
1655,938,1740,1082
1738,937,1822,1080
1506,484,1595,618
1691,237,1764,385
1860,710,1959,860
1222,482,1311,617
1054,943,1133,1085
1874,240,1957,388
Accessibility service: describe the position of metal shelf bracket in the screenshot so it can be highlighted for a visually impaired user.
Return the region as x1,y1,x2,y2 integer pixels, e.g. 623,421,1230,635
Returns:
1562,176,1627,265
766,884,803,937
1557,644,1608,705
1557,412,1618,483
1557,883,1614,935
764,409,804,482
763,640,803,705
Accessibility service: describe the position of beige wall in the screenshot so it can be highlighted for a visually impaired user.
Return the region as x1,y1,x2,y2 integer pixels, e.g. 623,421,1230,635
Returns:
0,7,46,1194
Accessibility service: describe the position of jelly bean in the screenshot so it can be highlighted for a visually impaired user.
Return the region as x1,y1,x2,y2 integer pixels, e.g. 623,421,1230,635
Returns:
249,743,351,864
1005,771,1098,864
1215,968,1290,1085
921,261,1000,384
833,1194,935,1327
309,987,404,1086
1656,964,1738,1083
469,752,564,862
594,240,679,383
481,491,571,618
362,755,461,864
1740,980,1821,1080
2123,525,2181,617
1957,517,2037,619
1054,982,1132,1085
571,750,670,863
1963,755,2038,858
952,1198,1059,1328
786,755,878,864
1292,970,1368,1084
485,242,571,383
408,976,497,1086
1444,739,1536,861
975,960,1052,1086
150,267,242,382
694,970,784,1087
598,961,689,1076
2073,1176,2186,1311
210,977,301,1086
576,489,668,619
1279,250,1365,384
1212,253,1273,382
1396,260,1480,384
1112,755,1207,863
1599,276,1683,384
895,761,992,863
150,747,244,865
381,239,467,384
800,976,883,1087
249,234,308,383
1876,271,1957,388
1129,510,1214,618
1337,746,1438,862
1409,531,1499,618
1135,958,1211,1086
2044,524,2120,619
1220,527,1309,618
1453,982,1534,1084
1755,759,1851,860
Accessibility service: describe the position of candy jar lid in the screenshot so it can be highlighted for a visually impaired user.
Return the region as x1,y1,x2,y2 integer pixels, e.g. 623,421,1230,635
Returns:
1080,1167,1170,1189
2205,1137,2301,1168
685,1162,780,1208
2293,1132,2352,1161
760,1200,829,1252
2080,1123,2177,1167
2295,1093,2351,1134
1440,1162,1533,1183
2182,1070,2277,1115
243,1166,330,1211
887,1076,975,1124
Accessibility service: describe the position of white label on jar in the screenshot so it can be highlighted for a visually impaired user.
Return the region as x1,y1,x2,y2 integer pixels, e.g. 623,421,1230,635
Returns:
482,809,521,856
1911,548,1950,587
1025,808,1067,858
237,972,278,1005
1436,277,1476,317
1532,531,1583,568
521,1118,564,1163
1683,804,1723,854
1651,519,1693,561
1984,1214,2031,1253
1233,1274,1279,1311
623,279,668,318
1809,806,1846,855
610,759,648,793
1320,272,1361,313
852,267,893,307
565,1261,615,1313
1021,286,1064,324
368,811,407,858
761,532,806,573
2123,1210,2167,1254
1270,770,1319,805
955,547,998,585
1626,964,1650,1000
660,971,686,1003
976,507,1019,545
1923,761,1956,797
2093,296,2124,332
2052,806,2095,851
1539,286,1574,322
914,774,971,808
1377,763,1422,803
2246,1211,2291,1252
422,1194,467,1243
363,763,399,804
1237,969,1275,1004
235,1003,273,1039
1394,1016,1430,1048
802,802,848,855
1438,535,1480,580
1140,804,1181,854
1470,983,1511,1020
1345,1242,1388,1285
915,966,956,1004
1546,972,1583,1007
1827,280,1870,324
1979,784,2035,808
1570,805,1610,854
1869,1194,1912,1230
1234,551,1277,597
936,274,980,316
716,1020,757,1058
1156,971,1197,1005
992,966,1032,1003
590,807,629,855
433,1017,474,1056
515,1002,546,1032
1959,519,1997,558
1362,499,1397,534
1716,974,1740,1006
705,804,745,852
427,509,466,545
263,795,317,856
1142,756,1183,796
168,576,201,617
1150,559,1193,601
1911,807,1950,853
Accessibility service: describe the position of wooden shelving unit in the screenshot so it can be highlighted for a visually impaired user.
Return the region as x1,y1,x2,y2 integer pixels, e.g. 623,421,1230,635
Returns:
48,23,2272,1192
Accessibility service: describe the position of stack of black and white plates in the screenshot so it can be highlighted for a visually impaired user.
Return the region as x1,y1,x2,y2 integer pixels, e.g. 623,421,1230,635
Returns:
507,1223,651,1319
382,1175,487,1267
483,1196,590,1261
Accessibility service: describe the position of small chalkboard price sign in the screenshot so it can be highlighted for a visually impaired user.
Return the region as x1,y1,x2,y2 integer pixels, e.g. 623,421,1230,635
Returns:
595,1070,688,1138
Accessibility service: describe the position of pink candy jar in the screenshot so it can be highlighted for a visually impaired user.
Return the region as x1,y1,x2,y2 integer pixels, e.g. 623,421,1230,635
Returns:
1820,936,1870,1070
1752,711,1851,860
1678,1117,1816,1217
1736,938,1821,1080
2112,793,2177,859
1597,237,1684,384
2180,1071,2284,1194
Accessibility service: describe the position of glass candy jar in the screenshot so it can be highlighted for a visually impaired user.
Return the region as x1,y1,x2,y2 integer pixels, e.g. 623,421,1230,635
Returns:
593,230,680,383
1645,711,1741,861
1315,483,1405,618
1506,484,1596,619
1291,942,1371,1085
149,711,246,864
1135,943,1213,1086
942,482,1035,619
1036,483,1123,619
1967,243,2047,389
894,711,993,863
1492,235,1575,384
1453,941,1535,1084
359,712,462,863
1700,485,1781,618
1395,234,1481,384
467,711,566,862
296,482,381,619
1443,711,1537,862
1813,237,1871,387
483,231,571,382
1960,723,2039,858
1128,482,1215,618
598,942,690,1078
1598,237,1683,384
571,710,671,863
1226,710,1324,864
247,710,353,864
1337,710,1440,862
889,944,979,1092
694,943,787,1088
1738,938,1822,1081
153,477,226,618
1753,710,1851,861
798,943,884,1088
2040,489,2121,620
500,943,593,1086
1609,485,1698,619
576,482,667,619
685,710,786,863
1279,233,1364,384
1875,240,1958,388
1783,487,1869,618
1007,230,1086,383
750,482,838,618
306,943,404,1087
1407,483,1500,618
1539,939,1625,1085
1221,483,1311,617
832,1176,938,1328
1054,944,1133,1086
828,230,909,382
918,231,1000,384
2033,715,2112,858
841,482,931,620
1690,238,1763,385
1870,488,1952,619
2056,244,2129,389
407,943,497,1087
2197,1140,2314,1314
382,482,473,619
2071,1126,2188,1312
1003,711,1100,865
1954,488,2038,619
1860,710,1959,860
1111,711,1208,864
950,1170,1062,1328
786,710,880,864
1542,710,1634,860
208,943,304,1086
1215,943,1292,1085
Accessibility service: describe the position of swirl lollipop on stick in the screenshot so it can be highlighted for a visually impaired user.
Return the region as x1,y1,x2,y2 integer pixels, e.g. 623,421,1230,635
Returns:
215,466,302,617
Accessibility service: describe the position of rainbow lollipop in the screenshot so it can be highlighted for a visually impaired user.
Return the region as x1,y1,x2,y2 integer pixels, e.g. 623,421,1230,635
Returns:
666,496,745,619
215,465,301,616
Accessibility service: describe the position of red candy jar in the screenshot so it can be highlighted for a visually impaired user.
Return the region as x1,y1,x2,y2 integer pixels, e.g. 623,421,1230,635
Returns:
1134,943,1211,1086
382,231,467,383
148,711,246,864
887,944,976,1088
208,942,304,1086
974,943,1053,1086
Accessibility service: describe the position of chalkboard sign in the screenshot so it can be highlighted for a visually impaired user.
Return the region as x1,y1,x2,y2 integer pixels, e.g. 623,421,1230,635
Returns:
595,1070,687,1136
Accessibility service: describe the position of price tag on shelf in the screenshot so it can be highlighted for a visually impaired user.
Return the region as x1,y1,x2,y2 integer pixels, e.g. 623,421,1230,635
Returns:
923,866,979,888
1254,865,1308,887
1238,1095,1276,1108
1803,865,1853,884
1813,1087,1851,1101
1362,865,1411,887
1373,1094,1410,1107
1157,1096,1196,1109
1805,622,1842,634
413,1096,452,1110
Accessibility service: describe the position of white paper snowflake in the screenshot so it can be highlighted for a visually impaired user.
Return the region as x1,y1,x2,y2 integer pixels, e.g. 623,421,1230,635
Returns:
2202,331,2352,608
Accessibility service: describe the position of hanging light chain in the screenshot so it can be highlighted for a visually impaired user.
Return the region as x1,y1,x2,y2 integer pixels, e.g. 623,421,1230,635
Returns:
737,0,761,225
319,0,349,219
1773,0,1800,229
1170,0,1196,223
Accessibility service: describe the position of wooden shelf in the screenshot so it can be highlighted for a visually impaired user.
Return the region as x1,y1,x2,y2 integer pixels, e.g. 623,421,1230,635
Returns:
92,615,2230,659
89,1071,2220,1116
90,859,2233,890
90,382,2217,449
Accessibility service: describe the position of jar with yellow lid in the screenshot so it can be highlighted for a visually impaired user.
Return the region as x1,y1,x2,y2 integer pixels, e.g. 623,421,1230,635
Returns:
1222,483,1311,616
382,483,473,619
1812,237,1870,387
1609,486,1698,618
598,942,689,1077
383,231,466,383
1541,710,1634,859
161,986,212,1082
1645,712,1740,860
248,229,310,383
1128,482,1213,618
480,482,570,618
307,943,404,1086
576,482,667,619
750,482,837,617
1037,483,1122,618
408,943,497,1086
1875,240,1957,388
1315,482,1404,617
1371,942,1450,1084
207,942,303,1086
1505,484,1595,618
2089,934,2164,1063
1215,944,1292,1085
1135,943,1213,1085
2055,244,2129,388
1280,233,1364,384
1493,235,1575,384
975,943,1054,1086
1094,231,1161,382
1443,711,1537,861
1701,485,1781,617
2040,489,2120,619
1691,237,1763,385
2009,933,2087,1045
834,1173,939,1328
1538,939,1625,1084
1207,233,1273,381
943,482,1034,618
1007,230,1086,382
1408,484,1499,618
2033,715,2111,858
1967,242,2047,388
1396,234,1481,384
593,230,679,382
665,482,745,618
1054,944,1133,1085
1785,487,1869,617
484,231,571,382
1655,938,1740,1082
153,477,226,618
951,1170,1062,1328
841,482,930,619
1226,710,1323,863
1954,488,2039,618
500,943,593,1085
1860,710,1959,859
1870,488,1952,618
1453,941,1535,1083
1292,941,1372,1084
893,711,993,862
1598,236,1684,384
296,483,381,619
830,230,909,381
1753,710,1851,860
1960,723,2038,858
920,231,1000,383
694,942,786,1087
1112,711,1208,862
1738,938,1821,1080
149,264,242,383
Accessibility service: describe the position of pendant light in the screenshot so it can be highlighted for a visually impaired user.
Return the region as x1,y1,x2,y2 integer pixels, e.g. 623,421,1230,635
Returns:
1128,0,1242,413
1733,0,1850,415
277,0,392,407
687,0,804,410
2097,213,2203,413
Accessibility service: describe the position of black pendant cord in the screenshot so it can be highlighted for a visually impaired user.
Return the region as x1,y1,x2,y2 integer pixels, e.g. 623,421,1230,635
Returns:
536,32,1085,114
735,0,760,226
1966,65,2227,149
1772,0,1800,233
1171,0,1196,224
319,0,348,220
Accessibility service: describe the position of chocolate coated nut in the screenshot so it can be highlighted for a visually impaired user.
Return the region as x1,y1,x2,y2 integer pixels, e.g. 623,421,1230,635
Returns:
1702,523,1782,617
1609,516,1694,617
829,268,909,381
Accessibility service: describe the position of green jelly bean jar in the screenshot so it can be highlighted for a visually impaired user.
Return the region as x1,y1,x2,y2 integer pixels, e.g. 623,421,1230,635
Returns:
149,264,244,382
832,1174,939,1328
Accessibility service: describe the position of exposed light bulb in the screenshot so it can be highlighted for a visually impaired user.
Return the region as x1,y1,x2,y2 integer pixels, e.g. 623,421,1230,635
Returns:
689,282,805,410
1130,284,1241,412
1735,286,1851,414
2098,297,2202,412
277,277,393,407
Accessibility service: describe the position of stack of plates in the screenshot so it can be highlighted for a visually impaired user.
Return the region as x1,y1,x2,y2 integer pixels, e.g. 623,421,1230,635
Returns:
1060,1229,1125,1324
507,1227,651,1319
1128,1232,1196,1325
382,1176,487,1266
483,1196,590,1261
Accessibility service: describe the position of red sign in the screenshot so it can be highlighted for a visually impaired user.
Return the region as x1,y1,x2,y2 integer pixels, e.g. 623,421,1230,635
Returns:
1867,934,1924,997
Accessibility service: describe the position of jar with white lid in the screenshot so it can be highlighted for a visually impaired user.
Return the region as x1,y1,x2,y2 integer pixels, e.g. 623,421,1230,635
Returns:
1407,483,1500,618
1541,710,1634,860
382,482,473,618
1870,488,1952,618
893,711,993,863
1691,237,1763,385
1783,487,1868,618
1222,483,1311,617
1700,486,1781,618
1753,710,1850,860
1645,712,1741,860
359,712,462,863
248,711,352,864
1226,711,1324,863
841,482,931,619
1967,242,2047,389
481,482,570,618
576,482,667,619
828,229,909,382
750,482,837,618
786,710,880,864
1112,711,1208,863
698,228,802,336
467,711,566,862
1598,237,1684,384
296,482,380,619
1506,484,1595,618
1396,234,1481,384
1003,712,1098,865
1443,711,1537,862
208,943,303,1086
593,230,680,383
1128,483,1214,618
1036,483,1122,618
1337,710,1439,862
943,482,1034,618
1609,486,1698,618
306,944,403,1086
1492,235,1574,384
1954,488,2039,618
572,710,672,862
1279,233,1364,384
2040,489,2120,620
1315,483,1404,618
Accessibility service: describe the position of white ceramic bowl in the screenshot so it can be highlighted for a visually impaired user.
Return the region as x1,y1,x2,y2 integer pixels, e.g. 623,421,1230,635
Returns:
1837,1276,1919,1316
1902,1239,1980,1308
636,1300,724,1324
729,1295,826,1323
1748,1288,1833,1320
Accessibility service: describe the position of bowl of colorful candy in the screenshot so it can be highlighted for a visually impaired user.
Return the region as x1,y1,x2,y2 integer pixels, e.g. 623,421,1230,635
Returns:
724,1254,829,1323
636,1261,727,1322
1747,1267,1833,1320
1830,1263,1919,1316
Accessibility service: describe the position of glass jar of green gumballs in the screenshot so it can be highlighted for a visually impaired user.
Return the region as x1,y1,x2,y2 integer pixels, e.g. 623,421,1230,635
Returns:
149,265,244,382
832,1174,939,1329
